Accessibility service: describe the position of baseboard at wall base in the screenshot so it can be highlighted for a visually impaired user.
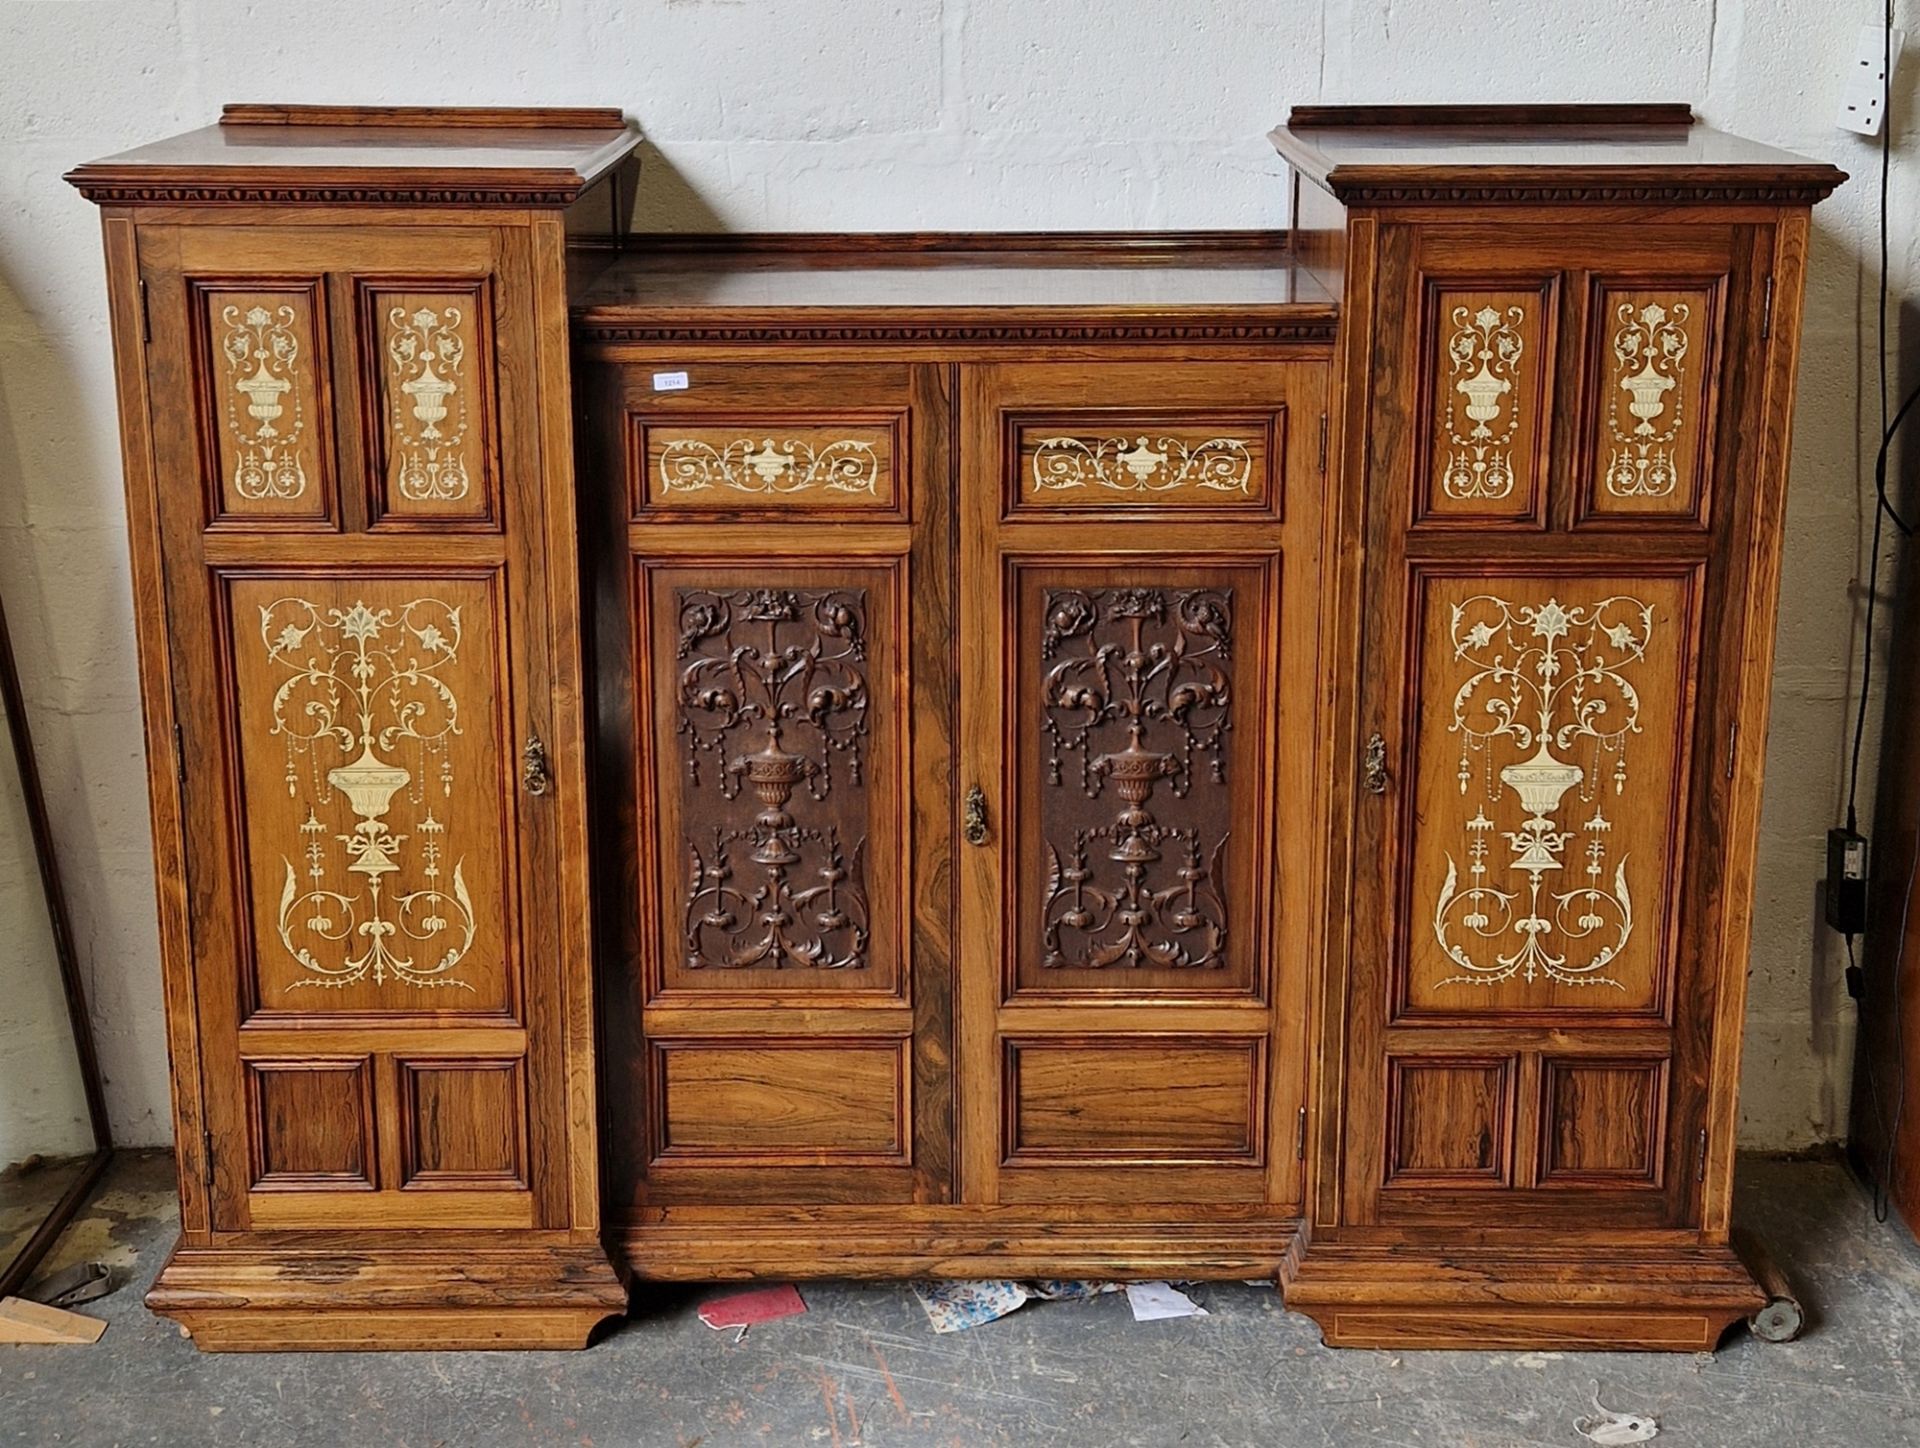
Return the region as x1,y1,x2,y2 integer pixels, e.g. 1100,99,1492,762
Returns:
145,1237,629,1352
1280,1241,1765,1352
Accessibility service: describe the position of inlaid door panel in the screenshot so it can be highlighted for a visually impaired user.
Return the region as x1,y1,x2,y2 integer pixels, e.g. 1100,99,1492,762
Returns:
140,221,554,1234
960,358,1326,1210
588,355,951,1210
1340,219,1765,1233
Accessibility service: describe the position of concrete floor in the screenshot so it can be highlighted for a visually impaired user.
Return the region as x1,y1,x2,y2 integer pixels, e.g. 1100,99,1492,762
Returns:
2,1153,1917,1446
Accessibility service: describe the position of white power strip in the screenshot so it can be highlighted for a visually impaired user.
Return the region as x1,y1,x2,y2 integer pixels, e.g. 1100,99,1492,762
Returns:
1838,22,1906,135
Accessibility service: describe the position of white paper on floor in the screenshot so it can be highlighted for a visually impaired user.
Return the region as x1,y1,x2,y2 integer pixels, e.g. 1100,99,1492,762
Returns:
1124,1282,1210,1322
1574,1384,1660,1444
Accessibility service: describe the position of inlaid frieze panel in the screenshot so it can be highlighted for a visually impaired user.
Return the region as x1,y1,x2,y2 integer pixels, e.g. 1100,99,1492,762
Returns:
1010,562,1274,995
226,574,512,1013
635,419,901,513
1419,285,1551,523
1585,286,1716,520
643,564,905,997
363,283,497,524
1010,414,1278,513
1403,572,1697,1016
196,283,333,524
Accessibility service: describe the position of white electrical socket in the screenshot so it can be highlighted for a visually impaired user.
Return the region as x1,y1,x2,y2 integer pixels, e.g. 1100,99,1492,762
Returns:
1838,22,1905,135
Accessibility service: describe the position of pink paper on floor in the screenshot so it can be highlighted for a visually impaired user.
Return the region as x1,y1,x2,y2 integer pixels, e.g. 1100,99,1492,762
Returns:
697,1284,807,1331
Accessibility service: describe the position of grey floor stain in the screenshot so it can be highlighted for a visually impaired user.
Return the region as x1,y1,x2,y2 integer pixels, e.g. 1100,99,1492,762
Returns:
0,1152,1914,1446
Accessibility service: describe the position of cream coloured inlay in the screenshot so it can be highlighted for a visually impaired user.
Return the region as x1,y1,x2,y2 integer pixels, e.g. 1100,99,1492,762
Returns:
219,303,309,501
1030,434,1253,495
1605,299,1692,498
262,597,475,991
1439,303,1526,501
386,306,474,502
1431,594,1654,991
657,436,882,496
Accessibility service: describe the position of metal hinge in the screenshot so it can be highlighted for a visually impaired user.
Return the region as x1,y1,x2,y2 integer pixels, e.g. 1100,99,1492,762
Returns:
1295,1106,1307,1161
138,278,151,344
202,1126,216,1187
1317,413,1329,475
173,721,186,788
1695,1127,1709,1182
1761,276,1774,341
1726,722,1739,780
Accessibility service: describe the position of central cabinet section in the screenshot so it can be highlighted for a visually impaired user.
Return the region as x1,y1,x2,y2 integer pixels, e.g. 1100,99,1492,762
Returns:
581,346,1327,1249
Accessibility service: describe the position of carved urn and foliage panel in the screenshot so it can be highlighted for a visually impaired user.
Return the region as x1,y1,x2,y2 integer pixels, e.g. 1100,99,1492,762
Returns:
224,573,516,1017
363,282,498,525
1008,562,1275,998
639,564,906,1000
1401,570,1699,1017
1418,283,1554,525
194,281,335,525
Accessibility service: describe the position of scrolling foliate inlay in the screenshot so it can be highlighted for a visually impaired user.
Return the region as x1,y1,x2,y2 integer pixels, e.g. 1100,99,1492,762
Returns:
385,305,475,503
1605,299,1693,499
1439,303,1526,501
676,588,873,970
219,303,310,501
1038,587,1233,970
1431,595,1656,992
658,436,882,497
261,597,476,991
1029,434,1254,495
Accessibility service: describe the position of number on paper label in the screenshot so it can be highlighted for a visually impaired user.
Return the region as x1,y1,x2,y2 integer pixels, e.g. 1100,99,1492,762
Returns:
652,371,690,392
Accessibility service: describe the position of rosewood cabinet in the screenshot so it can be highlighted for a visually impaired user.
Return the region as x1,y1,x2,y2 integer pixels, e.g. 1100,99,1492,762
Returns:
70,103,1842,1352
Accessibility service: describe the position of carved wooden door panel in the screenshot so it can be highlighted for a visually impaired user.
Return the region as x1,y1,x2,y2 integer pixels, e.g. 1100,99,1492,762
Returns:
958,359,1326,1208
139,222,557,1231
591,360,951,1209
1344,221,1766,1230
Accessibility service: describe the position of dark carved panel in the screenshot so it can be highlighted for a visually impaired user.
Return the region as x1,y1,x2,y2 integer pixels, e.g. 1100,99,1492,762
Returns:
1037,586,1233,969
675,587,872,969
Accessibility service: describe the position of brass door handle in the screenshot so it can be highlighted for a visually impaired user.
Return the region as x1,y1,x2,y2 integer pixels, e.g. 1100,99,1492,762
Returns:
522,730,551,797
963,785,988,845
1362,732,1389,796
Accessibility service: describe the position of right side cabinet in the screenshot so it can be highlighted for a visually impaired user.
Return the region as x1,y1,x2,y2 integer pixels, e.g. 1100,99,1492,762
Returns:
1295,210,1817,1349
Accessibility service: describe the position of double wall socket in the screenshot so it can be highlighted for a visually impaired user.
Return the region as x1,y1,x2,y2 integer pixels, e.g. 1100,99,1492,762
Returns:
1838,22,1906,135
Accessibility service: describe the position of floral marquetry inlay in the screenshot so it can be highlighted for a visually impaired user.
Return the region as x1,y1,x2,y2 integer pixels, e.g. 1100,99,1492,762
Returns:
640,424,898,512
1408,575,1692,1012
1593,288,1713,516
1422,288,1547,521
369,287,494,521
1029,434,1254,496
202,287,330,521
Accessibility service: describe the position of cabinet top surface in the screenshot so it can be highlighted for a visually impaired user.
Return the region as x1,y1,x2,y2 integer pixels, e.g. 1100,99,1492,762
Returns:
66,104,640,206
567,236,1340,341
1272,104,1846,204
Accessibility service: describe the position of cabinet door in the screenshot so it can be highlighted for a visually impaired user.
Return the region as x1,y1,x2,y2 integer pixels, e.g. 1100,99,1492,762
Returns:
139,223,559,1230
1344,221,1767,1230
589,359,952,1209
957,359,1326,1209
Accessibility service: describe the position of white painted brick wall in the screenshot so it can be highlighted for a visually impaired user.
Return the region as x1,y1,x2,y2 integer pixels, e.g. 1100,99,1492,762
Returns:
0,0,1902,1150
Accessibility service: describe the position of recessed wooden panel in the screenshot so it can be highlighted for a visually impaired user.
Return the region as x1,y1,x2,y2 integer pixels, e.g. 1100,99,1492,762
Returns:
636,417,902,512
1417,282,1554,524
1004,1037,1263,1164
1009,412,1278,513
244,1058,374,1189
1385,1057,1512,1187
1009,560,1275,996
362,281,498,525
1403,569,1699,1017
1541,1058,1667,1186
1582,284,1719,522
224,572,514,1014
639,562,907,999
399,1058,527,1188
651,1040,907,1164
194,281,334,525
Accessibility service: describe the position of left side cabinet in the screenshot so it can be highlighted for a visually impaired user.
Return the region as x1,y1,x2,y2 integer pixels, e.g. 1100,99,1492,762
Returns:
98,213,625,1350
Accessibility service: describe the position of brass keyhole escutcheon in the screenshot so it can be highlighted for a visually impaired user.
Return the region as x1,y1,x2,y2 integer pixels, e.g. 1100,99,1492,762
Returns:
1362,732,1389,796
963,785,988,845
